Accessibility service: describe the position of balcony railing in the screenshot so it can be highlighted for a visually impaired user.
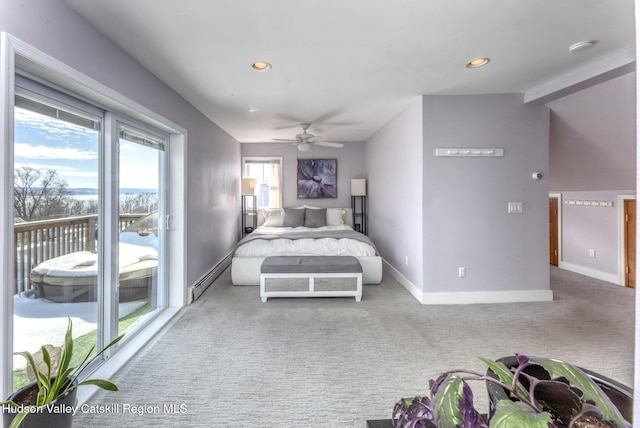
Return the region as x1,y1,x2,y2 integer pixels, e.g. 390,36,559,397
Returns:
13,213,145,295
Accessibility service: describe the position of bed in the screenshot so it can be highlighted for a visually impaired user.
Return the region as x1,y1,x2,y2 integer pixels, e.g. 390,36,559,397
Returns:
231,207,383,285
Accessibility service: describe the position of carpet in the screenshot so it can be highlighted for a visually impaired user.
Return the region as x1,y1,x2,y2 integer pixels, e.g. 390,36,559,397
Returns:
74,266,635,427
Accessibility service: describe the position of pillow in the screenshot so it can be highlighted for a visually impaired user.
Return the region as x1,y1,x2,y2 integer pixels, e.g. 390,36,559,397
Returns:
282,208,305,227
326,208,346,226
263,208,284,227
304,208,327,228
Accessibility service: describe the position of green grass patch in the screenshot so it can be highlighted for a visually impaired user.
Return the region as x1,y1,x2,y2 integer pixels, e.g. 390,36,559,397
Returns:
12,301,152,391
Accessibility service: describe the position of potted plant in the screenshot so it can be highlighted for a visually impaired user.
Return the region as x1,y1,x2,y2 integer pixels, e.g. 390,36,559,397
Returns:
392,354,632,428
2,318,124,428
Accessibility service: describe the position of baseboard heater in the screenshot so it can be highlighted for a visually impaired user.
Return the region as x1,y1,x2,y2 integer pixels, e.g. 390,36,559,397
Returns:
188,252,233,304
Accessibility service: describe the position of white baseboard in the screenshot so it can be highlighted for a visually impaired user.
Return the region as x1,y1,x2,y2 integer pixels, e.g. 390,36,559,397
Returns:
75,307,181,406
383,259,424,303
421,289,554,305
384,259,554,304
558,261,622,285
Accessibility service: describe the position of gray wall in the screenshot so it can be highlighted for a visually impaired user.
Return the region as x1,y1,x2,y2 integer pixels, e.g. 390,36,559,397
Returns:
559,190,631,277
241,141,366,208
367,94,551,300
549,73,636,192
2,0,241,286
422,94,550,294
547,73,636,282
365,98,424,287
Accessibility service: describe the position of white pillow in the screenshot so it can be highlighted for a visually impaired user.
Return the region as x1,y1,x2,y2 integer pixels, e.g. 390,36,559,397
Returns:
326,208,345,226
262,208,284,227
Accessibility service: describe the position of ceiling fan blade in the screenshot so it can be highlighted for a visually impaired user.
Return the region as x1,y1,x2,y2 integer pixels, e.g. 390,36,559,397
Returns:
315,141,344,148
273,138,297,142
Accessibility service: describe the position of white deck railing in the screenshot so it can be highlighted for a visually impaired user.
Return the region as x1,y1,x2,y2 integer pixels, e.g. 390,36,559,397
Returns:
13,214,144,294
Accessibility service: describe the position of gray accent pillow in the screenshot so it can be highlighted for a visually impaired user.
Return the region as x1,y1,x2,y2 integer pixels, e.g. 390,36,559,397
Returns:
304,208,327,228
282,208,305,227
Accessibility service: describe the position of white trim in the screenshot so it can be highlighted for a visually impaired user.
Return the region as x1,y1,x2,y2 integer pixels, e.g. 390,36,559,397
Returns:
0,32,189,399
168,132,187,308
618,194,636,286
558,261,621,285
549,192,563,266
525,48,635,104
421,289,553,305
75,307,181,406
10,34,184,135
383,258,554,305
382,259,423,303
0,32,16,399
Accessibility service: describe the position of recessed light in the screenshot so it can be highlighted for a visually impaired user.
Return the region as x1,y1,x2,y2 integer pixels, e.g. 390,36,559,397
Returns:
466,57,490,68
251,61,272,71
569,40,596,53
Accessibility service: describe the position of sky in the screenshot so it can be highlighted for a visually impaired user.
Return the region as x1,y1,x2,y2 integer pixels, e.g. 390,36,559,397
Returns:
14,108,159,190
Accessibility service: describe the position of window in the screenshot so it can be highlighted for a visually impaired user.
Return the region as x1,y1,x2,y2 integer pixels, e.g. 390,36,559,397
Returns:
242,157,283,208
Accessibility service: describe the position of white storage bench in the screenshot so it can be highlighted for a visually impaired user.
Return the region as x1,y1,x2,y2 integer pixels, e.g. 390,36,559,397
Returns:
260,256,363,302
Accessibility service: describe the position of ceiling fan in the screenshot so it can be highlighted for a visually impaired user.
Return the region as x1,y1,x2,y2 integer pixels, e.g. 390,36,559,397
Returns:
274,123,344,152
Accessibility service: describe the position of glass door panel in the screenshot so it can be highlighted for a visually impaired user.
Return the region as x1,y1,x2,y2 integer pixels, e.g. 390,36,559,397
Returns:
117,125,165,335
12,95,101,390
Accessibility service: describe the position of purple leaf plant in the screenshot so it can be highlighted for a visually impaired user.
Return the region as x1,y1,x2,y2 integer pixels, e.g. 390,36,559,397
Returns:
392,354,631,428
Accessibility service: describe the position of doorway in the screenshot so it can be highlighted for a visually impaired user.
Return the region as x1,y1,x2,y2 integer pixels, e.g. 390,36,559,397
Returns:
624,199,636,288
549,197,559,266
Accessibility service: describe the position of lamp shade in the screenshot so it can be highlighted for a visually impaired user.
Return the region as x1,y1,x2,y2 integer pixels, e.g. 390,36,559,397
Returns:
351,179,366,196
241,178,256,195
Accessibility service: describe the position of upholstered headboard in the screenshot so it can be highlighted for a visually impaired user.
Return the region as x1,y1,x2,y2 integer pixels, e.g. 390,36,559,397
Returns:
256,207,353,228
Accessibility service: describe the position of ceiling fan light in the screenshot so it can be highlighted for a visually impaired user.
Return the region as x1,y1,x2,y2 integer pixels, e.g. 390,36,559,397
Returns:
251,61,272,71
466,57,490,68
297,143,313,152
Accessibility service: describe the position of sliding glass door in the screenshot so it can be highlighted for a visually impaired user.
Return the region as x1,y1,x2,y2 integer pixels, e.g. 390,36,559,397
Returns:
117,123,166,335
10,79,168,390
12,87,102,390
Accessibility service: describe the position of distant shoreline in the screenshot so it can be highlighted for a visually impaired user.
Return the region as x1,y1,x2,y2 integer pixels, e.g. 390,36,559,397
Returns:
67,188,158,196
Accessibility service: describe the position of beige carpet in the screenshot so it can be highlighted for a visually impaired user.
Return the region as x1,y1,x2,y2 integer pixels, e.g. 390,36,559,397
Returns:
74,266,635,427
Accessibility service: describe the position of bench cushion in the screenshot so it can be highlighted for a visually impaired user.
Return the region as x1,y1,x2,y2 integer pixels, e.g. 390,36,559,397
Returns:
261,256,362,274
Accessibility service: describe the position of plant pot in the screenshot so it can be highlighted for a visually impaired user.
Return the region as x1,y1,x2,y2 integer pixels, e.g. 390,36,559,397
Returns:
2,378,77,428
486,356,633,426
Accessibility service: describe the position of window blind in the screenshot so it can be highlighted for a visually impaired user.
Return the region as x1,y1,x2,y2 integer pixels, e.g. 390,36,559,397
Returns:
119,126,165,151
15,90,101,131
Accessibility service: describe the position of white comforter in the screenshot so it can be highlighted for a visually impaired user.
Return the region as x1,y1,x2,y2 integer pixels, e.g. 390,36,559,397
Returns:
234,224,377,257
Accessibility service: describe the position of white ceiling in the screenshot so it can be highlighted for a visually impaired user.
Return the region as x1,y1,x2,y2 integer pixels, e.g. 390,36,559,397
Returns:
62,0,635,143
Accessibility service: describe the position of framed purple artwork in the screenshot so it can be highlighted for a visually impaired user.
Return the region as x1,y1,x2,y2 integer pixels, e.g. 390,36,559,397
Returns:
297,159,337,198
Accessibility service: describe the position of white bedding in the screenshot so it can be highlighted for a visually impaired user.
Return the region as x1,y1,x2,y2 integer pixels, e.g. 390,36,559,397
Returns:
234,224,377,257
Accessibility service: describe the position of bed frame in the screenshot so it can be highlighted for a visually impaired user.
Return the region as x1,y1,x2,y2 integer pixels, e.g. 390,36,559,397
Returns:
231,207,383,286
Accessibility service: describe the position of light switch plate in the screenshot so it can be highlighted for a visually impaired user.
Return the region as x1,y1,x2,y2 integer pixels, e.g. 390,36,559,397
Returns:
508,202,523,213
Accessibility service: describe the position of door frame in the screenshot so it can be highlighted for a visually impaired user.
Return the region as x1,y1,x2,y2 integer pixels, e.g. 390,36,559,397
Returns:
618,194,636,286
0,32,188,403
549,193,562,266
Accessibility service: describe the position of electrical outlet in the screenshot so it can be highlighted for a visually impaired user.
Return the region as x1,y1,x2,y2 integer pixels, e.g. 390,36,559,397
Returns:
589,249,596,258
458,267,466,278
405,256,409,266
